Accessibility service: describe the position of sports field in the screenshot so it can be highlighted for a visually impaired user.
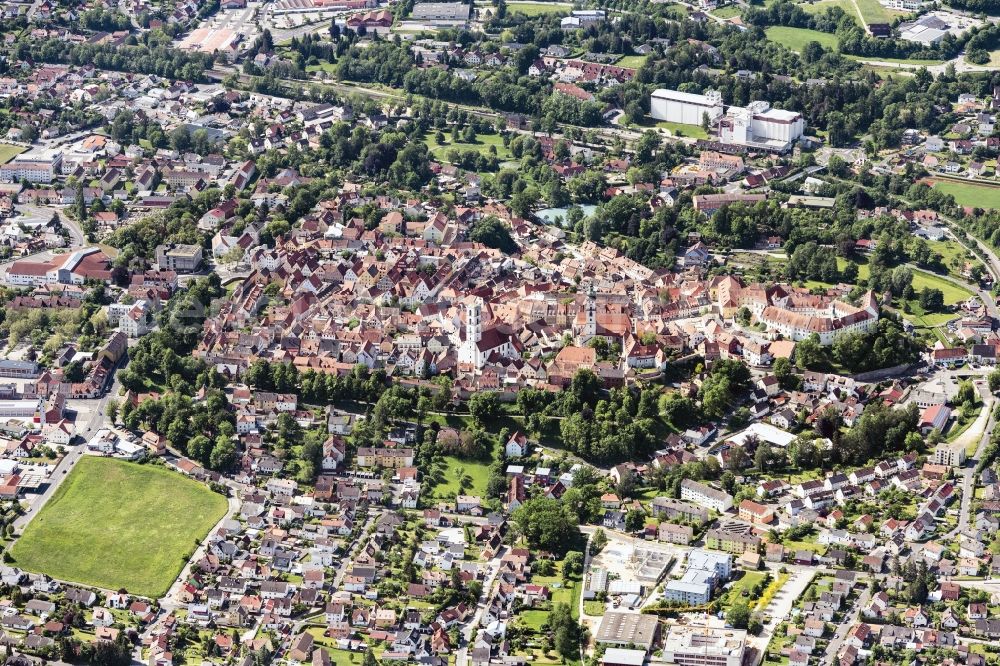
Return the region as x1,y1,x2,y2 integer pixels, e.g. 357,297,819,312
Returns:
11,457,228,598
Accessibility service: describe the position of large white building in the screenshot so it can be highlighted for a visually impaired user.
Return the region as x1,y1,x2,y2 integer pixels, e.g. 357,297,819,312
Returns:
719,101,804,151
663,550,733,605
680,478,733,512
651,89,724,126
0,150,63,184
661,622,747,666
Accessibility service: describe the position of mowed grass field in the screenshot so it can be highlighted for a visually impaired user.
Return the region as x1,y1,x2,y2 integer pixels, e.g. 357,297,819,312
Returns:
927,178,1000,210
616,54,648,68
0,143,25,165
854,0,890,24
799,0,857,19
765,26,838,52
424,132,512,161
11,457,228,597
507,1,571,15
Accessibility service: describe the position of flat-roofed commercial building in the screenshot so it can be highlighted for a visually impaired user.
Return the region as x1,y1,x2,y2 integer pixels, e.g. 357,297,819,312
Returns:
595,612,660,651
156,243,204,273
661,623,746,666
409,1,470,23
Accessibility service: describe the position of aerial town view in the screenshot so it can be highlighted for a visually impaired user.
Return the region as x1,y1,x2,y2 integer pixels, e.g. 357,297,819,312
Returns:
5,0,1000,664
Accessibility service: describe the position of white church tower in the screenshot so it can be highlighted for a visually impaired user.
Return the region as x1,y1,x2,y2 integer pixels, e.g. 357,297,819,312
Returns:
459,298,484,367
585,285,597,338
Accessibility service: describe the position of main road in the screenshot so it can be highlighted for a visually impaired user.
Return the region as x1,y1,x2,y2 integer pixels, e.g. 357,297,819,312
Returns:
12,358,125,533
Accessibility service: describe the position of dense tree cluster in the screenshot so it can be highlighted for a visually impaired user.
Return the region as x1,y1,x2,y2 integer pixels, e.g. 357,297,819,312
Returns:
511,497,582,556
468,216,517,253
830,316,922,373
18,37,213,81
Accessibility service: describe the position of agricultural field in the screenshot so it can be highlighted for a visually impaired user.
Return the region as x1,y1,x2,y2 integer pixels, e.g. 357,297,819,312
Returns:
10,457,228,598
765,26,839,52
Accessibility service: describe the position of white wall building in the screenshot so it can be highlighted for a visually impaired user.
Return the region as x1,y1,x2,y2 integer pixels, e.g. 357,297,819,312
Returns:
661,622,747,666
651,89,724,126
719,101,804,151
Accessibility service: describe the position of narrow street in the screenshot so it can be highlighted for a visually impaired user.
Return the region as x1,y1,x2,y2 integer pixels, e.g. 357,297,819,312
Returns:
455,545,505,666
824,587,871,666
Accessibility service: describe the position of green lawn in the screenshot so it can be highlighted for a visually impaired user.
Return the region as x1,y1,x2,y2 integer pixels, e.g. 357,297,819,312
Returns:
306,62,337,74
646,119,709,139
424,132,512,161
722,571,768,609
799,0,857,20
927,239,972,272
0,144,24,165
431,442,496,500
518,609,549,630
765,26,839,52
507,1,571,14
583,600,606,615
615,55,648,68
910,269,973,304
11,458,228,598
710,4,742,17
985,50,1000,67
854,0,890,24
928,178,1000,210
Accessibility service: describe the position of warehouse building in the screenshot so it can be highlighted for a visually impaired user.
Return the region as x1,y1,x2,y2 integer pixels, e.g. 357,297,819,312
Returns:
595,612,660,651
650,89,724,126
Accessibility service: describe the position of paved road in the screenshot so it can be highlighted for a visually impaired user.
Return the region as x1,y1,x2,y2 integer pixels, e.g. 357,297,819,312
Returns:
12,365,122,533
824,587,871,666
455,544,504,666
750,569,816,666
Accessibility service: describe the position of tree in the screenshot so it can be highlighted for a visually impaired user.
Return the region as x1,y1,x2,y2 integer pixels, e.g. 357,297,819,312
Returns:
468,391,501,428
549,603,581,659
563,551,584,578
625,508,646,532
468,216,517,254
74,181,87,222
727,600,751,629
957,379,978,407
917,287,944,312
772,357,798,390
209,436,237,471
512,498,581,556
988,368,1000,393
589,528,608,555
794,334,828,370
